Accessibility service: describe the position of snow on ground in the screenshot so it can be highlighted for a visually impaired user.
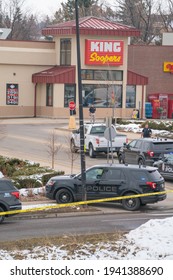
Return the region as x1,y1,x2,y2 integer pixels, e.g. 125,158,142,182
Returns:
116,121,173,137
1,121,172,260
0,217,173,260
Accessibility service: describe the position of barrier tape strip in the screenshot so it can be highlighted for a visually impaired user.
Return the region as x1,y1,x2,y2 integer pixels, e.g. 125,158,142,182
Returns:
0,189,172,217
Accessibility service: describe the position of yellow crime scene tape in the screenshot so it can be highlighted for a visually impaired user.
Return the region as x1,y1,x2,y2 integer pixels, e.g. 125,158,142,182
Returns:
0,189,173,217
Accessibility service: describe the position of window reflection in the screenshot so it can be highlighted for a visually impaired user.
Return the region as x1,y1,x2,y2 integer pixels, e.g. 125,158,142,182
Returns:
82,84,122,108
126,85,136,108
64,85,76,107
86,168,104,180
46,84,53,106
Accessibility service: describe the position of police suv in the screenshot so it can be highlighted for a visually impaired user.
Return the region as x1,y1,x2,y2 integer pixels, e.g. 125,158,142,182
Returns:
45,164,166,211
0,178,22,224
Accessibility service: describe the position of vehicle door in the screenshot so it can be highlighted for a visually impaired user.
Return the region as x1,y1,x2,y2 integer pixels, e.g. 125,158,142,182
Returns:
163,153,173,175
73,129,80,148
133,140,143,163
124,140,138,164
73,125,88,148
85,167,106,200
98,168,127,199
73,167,105,201
84,125,91,148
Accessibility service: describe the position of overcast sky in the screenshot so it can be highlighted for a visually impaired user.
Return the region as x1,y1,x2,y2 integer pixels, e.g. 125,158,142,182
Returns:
22,0,112,18
23,0,66,17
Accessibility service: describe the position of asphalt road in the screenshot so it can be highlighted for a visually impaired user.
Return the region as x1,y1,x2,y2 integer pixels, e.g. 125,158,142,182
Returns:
0,118,124,174
0,209,173,242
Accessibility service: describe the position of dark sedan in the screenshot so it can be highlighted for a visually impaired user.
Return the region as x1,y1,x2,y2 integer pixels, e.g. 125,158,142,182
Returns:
153,153,173,180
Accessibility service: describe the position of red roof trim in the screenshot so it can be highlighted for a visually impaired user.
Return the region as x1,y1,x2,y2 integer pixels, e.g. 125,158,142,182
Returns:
32,66,76,84
42,16,140,37
127,70,148,85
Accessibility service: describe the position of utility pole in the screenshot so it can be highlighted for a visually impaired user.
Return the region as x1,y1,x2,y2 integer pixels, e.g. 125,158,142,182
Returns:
75,0,87,203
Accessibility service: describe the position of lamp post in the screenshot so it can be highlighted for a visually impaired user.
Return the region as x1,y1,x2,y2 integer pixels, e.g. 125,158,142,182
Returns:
75,0,87,203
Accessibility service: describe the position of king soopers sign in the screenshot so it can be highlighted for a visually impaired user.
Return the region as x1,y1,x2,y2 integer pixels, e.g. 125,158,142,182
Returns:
85,39,124,66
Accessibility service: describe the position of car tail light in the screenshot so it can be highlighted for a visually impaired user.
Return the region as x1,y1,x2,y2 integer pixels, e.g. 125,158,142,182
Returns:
95,138,100,145
11,191,20,199
147,150,154,157
126,138,128,144
146,182,157,189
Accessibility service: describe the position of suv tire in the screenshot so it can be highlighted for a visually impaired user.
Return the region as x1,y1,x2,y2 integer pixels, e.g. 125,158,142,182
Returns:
0,207,5,224
122,192,140,211
89,144,95,158
55,188,73,204
138,158,145,166
118,154,124,164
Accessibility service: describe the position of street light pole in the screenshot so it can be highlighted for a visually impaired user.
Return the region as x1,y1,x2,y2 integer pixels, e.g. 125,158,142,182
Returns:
75,0,87,202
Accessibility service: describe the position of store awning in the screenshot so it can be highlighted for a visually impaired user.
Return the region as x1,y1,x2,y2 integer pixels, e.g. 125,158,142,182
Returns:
32,66,76,84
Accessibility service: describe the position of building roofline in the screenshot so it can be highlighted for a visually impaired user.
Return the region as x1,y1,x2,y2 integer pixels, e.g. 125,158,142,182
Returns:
42,16,140,38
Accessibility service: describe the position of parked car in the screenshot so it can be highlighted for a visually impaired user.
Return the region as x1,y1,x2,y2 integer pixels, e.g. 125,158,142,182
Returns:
118,138,173,166
45,164,166,211
70,123,127,158
0,178,22,224
153,152,173,181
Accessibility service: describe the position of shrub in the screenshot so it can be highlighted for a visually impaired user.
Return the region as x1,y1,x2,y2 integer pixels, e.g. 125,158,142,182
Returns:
0,156,65,190
42,171,65,185
141,121,173,131
13,178,43,189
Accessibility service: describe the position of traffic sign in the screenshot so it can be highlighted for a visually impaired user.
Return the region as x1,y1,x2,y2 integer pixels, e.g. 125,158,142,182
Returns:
69,101,76,110
104,127,117,141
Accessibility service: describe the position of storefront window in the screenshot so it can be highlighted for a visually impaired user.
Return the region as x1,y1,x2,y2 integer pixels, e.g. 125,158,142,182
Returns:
108,70,123,81
94,70,108,80
126,85,136,108
46,84,53,106
81,69,123,81
81,70,94,80
60,39,71,65
64,85,76,107
82,84,122,108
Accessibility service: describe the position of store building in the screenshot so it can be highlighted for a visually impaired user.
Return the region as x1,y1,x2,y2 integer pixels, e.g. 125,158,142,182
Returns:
128,41,173,119
0,16,148,119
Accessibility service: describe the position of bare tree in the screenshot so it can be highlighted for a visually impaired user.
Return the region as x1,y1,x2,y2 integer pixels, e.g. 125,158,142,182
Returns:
1,0,41,40
158,0,173,32
65,133,79,175
46,129,62,169
115,0,162,44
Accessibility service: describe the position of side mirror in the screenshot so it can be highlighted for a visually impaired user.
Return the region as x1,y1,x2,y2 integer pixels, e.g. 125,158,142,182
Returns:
124,143,130,149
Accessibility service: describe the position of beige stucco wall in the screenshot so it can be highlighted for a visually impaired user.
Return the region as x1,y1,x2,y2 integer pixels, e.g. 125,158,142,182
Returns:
54,84,64,107
0,37,145,119
0,40,55,66
0,40,56,117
